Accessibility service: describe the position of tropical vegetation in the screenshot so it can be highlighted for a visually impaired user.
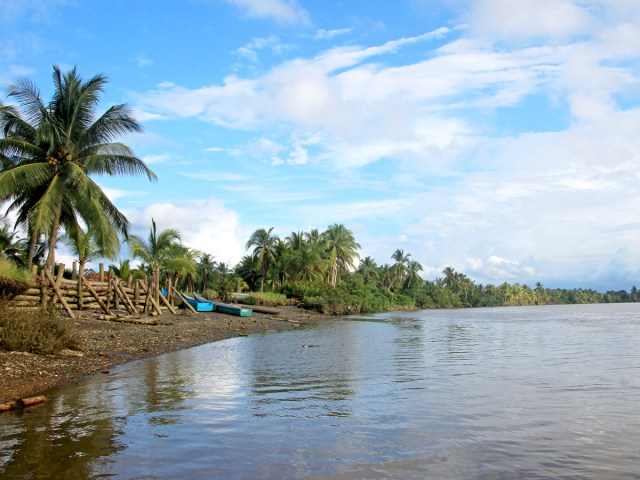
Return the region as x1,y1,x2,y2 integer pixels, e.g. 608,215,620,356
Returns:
1,68,638,316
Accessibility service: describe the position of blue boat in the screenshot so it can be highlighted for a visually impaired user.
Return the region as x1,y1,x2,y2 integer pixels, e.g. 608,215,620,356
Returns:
194,294,252,317
180,293,215,312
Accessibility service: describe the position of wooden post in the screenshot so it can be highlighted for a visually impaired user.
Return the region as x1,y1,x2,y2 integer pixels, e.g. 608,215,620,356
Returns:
81,277,111,315
174,287,197,314
159,288,178,314
99,263,104,282
109,269,119,310
137,280,163,316
40,270,48,309
71,261,77,281
133,280,140,307
44,269,75,319
112,279,137,315
167,277,173,307
127,274,132,289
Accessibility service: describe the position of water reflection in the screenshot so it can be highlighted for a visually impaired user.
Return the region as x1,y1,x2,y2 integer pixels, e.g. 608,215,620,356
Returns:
2,304,640,479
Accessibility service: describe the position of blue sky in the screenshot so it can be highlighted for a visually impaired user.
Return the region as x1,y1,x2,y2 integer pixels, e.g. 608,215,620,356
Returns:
2,0,640,290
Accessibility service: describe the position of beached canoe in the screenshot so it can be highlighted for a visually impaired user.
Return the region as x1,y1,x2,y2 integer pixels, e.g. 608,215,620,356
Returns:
213,302,253,317
180,293,215,312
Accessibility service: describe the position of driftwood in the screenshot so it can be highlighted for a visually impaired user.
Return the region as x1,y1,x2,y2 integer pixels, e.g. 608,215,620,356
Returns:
0,396,48,412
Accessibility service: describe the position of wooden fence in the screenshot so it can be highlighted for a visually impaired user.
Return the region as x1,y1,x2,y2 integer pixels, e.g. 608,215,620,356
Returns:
10,262,188,320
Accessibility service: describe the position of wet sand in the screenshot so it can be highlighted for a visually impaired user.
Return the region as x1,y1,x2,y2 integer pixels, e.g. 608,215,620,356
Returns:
0,305,327,404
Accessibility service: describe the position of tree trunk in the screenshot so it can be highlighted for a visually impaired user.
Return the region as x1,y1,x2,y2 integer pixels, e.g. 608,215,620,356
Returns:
45,201,63,271
26,227,38,271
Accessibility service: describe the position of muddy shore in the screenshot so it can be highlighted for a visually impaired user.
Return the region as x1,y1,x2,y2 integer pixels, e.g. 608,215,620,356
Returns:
0,305,328,404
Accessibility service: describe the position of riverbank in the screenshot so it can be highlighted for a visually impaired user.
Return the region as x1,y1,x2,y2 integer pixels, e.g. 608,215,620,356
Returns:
0,305,328,404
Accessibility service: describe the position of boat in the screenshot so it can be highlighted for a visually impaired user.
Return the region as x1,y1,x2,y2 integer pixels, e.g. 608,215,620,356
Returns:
213,302,253,317
180,292,215,312
193,294,252,317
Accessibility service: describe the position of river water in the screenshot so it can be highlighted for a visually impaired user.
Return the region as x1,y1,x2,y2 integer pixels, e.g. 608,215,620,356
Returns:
1,303,640,479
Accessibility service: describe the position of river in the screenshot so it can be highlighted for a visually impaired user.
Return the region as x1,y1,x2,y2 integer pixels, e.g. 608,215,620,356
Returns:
1,303,639,479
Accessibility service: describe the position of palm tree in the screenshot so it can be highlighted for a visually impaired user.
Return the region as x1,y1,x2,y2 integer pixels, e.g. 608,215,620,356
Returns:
245,227,279,292
197,253,216,292
442,266,458,292
0,66,156,270
128,218,182,302
391,249,411,290
357,256,378,285
403,260,424,290
61,225,118,279
323,223,360,287
291,243,326,284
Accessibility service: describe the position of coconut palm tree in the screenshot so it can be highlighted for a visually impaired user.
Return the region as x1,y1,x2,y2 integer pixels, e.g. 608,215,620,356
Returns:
391,249,411,290
323,223,360,287
128,218,183,302
246,227,279,292
0,66,156,271
403,260,424,290
356,256,378,285
61,225,119,279
197,253,216,292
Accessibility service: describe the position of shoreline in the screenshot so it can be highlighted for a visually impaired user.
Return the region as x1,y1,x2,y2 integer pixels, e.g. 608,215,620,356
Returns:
0,305,329,405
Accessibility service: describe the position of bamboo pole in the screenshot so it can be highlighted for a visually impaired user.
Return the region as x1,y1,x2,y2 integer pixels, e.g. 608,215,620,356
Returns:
44,269,75,319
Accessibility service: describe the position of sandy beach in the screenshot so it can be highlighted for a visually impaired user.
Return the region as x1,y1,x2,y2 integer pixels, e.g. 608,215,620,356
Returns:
0,305,328,405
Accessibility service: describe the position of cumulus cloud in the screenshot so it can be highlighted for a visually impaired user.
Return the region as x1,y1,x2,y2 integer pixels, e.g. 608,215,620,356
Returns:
128,1,640,288
124,197,246,265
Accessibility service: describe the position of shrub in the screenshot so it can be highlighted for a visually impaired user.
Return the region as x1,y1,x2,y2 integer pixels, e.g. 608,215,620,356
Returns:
0,258,31,298
0,301,78,354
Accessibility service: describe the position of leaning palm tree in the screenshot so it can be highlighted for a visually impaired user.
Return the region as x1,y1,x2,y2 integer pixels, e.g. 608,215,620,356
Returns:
323,224,360,287
0,66,156,270
245,227,279,292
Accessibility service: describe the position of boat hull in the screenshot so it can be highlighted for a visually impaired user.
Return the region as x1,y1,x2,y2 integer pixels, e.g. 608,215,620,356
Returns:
214,303,252,317
181,294,215,312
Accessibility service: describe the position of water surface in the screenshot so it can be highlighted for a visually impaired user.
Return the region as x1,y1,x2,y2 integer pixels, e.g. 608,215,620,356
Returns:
2,304,640,479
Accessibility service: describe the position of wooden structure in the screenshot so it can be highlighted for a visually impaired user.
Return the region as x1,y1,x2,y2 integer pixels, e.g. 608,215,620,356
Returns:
10,263,181,319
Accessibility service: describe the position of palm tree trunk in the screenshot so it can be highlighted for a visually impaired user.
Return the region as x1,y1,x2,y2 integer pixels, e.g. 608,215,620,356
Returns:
45,201,63,271
26,227,38,271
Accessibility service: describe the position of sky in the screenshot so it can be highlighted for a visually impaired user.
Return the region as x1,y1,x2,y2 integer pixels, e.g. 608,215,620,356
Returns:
2,0,640,291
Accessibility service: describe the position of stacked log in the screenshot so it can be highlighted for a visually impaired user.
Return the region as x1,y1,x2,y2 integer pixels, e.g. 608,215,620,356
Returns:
7,263,173,318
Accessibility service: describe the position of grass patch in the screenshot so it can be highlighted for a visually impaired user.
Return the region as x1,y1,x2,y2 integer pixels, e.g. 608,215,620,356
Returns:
0,301,78,354
244,292,289,306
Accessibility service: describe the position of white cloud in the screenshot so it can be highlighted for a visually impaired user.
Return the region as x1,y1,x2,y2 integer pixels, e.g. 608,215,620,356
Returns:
142,154,171,164
468,0,594,41
235,36,294,63
313,28,352,40
224,0,310,25
124,197,245,265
